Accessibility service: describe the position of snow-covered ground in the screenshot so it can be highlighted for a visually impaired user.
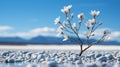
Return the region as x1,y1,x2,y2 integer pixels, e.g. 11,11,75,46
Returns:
0,45,120,67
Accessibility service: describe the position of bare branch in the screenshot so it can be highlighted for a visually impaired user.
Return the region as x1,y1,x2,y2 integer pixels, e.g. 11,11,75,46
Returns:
83,35,105,52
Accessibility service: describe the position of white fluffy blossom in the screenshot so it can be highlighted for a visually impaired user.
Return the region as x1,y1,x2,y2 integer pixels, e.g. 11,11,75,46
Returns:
103,29,110,41
86,22,91,29
77,13,84,20
91,10,100,18
63,35,69,41
84,32,89,38
61,5,72,14
57,26,64,36
103,29,109,36
86,19,95,29
67,5,72,10
90,19,95,25
86,20,92,29
54,16,60,24
72,23,76,30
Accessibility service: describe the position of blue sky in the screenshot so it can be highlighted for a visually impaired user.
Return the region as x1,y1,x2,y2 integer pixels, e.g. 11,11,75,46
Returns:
0,0,120,41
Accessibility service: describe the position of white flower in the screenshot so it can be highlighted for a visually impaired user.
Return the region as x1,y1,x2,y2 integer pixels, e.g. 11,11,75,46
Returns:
57,26,64,36
86,20,92,29
61,7,69,14
91,10,100,18
86,22,91,29
67,5,72,10
90,19,95,25
103,29,109,35
61,5,72,14
85,19,95,29
59,26,64,30
54,16,60,24
77,13,84,20
72,23,76,30
84,32,89,38
63,35,69,41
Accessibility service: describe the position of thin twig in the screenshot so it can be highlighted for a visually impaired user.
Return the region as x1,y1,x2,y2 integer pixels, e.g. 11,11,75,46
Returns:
82,35,105,52
59,22,74,34
66,12,83,53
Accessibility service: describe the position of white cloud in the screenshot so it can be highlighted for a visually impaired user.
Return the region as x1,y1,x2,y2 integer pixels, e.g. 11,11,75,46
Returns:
0,33,15,37
16,27,56,38
110,31,120,40
110,31,120,37
15,32,31,37
0,26,13,31
0,27,56,38
30,27,55,34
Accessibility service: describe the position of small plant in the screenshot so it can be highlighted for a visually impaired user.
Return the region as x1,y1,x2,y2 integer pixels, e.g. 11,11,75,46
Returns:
54,5,110,56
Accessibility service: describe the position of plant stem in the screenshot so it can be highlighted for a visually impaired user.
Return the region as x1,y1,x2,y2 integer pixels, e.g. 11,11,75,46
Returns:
67,16,83,56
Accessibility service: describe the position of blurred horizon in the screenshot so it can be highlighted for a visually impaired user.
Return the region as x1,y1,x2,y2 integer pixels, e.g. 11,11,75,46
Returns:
0,0,120,42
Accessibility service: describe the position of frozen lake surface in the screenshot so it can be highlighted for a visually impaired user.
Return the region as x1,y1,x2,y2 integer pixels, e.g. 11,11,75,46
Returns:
0,45,120,67
0,45,120,50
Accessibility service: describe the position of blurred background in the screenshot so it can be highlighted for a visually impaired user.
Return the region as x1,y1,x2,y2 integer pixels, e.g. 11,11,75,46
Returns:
0,0,119,45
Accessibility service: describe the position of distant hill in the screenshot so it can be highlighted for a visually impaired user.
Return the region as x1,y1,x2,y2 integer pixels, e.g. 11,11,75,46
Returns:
0,36,120,45
0,37,28,45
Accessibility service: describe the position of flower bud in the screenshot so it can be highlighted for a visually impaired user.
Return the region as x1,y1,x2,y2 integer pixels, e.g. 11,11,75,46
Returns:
77,13,84,20
103,29,109,35
54,16,60,24
86,20,92,29
57,26,64,36
72,23,76,30
90,19,95,25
